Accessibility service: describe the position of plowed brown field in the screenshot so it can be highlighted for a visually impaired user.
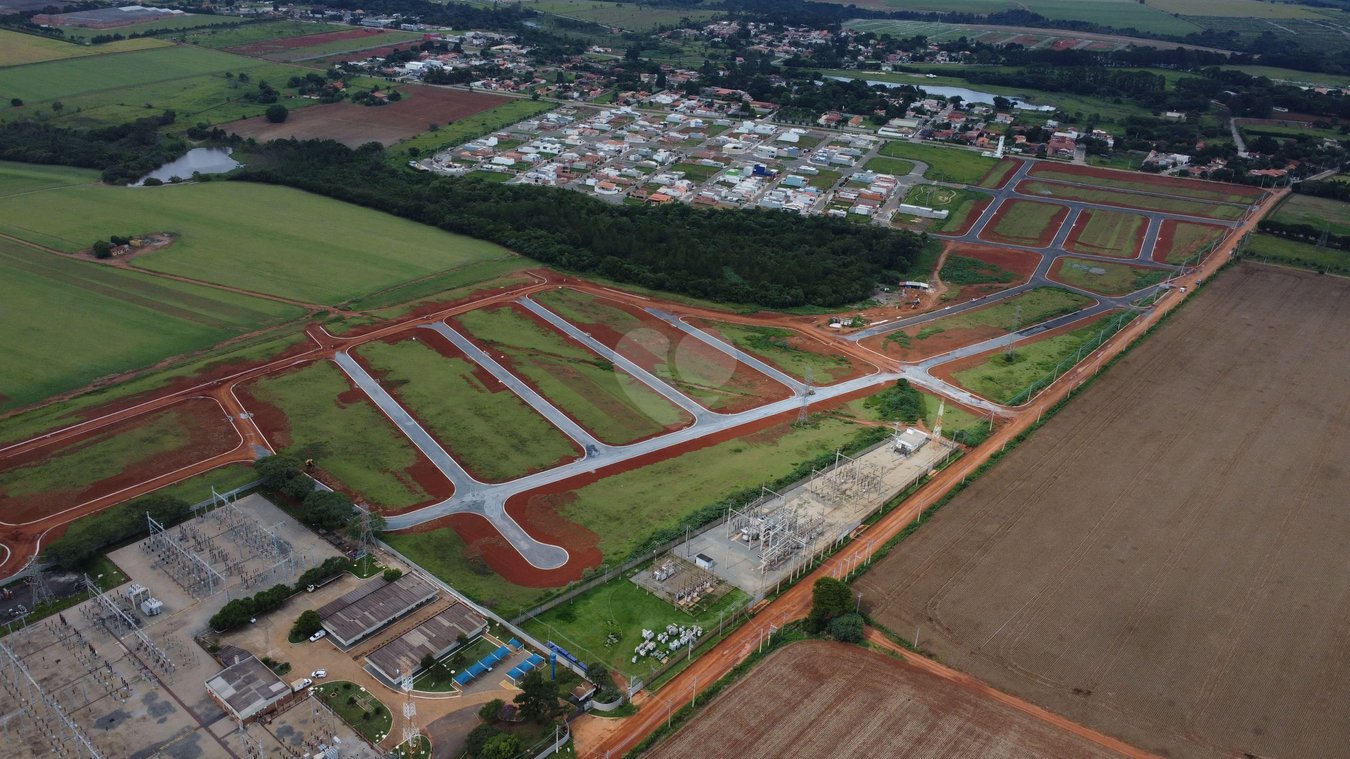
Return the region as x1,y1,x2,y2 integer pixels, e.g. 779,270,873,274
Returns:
858,262,1350,758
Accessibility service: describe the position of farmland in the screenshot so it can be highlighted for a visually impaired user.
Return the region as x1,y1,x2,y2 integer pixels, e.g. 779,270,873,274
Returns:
686,320,865,384
0,179,513,304
1018,179,1245,220
1050,257,1167,296
172,20,351,49
858,264,1350,759
1064,208,1146,258
1245,233,1350,275
871,288,1092,361
981,200,1066,247
1271,193,1350,237
0,30,170,67
650,642,1117,759
944,313,1127,403
878,142,1011,186
0,45,252,103
355,333,580,482
1153,220,1226,264
453,306,690,445
501,0,721,31
1028,164,1263,204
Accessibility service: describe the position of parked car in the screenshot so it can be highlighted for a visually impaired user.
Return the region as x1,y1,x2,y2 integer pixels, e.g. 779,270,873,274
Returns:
308,629,327,642
311,669,327,678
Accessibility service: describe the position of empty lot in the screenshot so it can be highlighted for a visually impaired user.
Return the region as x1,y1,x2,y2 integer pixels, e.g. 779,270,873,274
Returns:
858,263,1350,758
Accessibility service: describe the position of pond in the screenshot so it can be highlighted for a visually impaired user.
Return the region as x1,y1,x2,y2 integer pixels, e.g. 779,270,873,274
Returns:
826,76,1057,111
137,147,241,186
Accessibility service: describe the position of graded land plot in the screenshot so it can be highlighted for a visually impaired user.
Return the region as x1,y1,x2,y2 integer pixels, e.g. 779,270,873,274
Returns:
1245,232,1350,275
1270,193,1350,236
0,397,239,524
936,244,1040,301
685,320,867,385
650,641,1118,759
0,179,512,304
937,312,1126,404
867,287,1093,361
1049,256,1168,296
522,574,747,676
0,45,251,103
238,360,451,512
174,19,350,48
0,29,170,66
1018,179,1246,220
1027,163,1264,204
223,26,409,57
452,305,691,445
859,264,1350,759
1153,219,1227,264
354,332,581,482
532,288,792,413
263,31,425,62
223,85,513,146
980,199,1068,247
901,185,990,235
1063,208,1147,258
879,141,1015,186
0,234,304,411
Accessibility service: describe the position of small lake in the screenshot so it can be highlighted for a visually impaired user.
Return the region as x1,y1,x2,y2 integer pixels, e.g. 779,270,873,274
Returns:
137,147,241,185
826,76,1057,112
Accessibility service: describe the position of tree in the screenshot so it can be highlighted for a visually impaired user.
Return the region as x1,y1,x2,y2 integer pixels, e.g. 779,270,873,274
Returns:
302,490,355,531
290,610,322,640
478,698,504,722
465,724,503,756
255,454,303,491
383,567,403,582
479,733,522,759
9,98,21,107
51,101,64,113
514,670,565,724
827,612,864,643
265,104,288,123
808,577,854,632
91,240,112,259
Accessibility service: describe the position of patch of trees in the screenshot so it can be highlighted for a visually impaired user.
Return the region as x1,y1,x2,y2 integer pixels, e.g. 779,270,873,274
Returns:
212,555,352,632
235,139,926,309
290,610,322,641
808,577,863,643
0,113,182,185
43,493,191,570
1257,218,1350,252
1294,179,1350,202
265,104,288,123
467,669,566,757
864,379,923,425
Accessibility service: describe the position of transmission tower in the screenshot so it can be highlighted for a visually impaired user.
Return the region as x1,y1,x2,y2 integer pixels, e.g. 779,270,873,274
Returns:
398,670,420,754
1004,303,1022,361
797,367,815,425
354,507,378,562
1318,221,1330,249
25,562,55,609
933,399,945,441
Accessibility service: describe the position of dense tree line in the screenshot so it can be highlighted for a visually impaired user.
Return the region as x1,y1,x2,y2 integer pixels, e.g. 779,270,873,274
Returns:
1294,179,1350,202
0,114,183,185
44,493,191,570
235,139,926,308
1257,218,1350,252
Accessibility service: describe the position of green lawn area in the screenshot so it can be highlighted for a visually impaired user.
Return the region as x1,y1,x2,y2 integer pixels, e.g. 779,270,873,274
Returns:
905,287,1092,340
314,682,393,745
804,169,842,190
879,142,1008,185
863,157,914,176
952,315,1131,404
1067,209,1147,258
0,231,303,411
0,179,511,304
984,200,1063,247
1156,221,1225,264
672,162,722,182
1019,180,1243,220
0,45,250,102
902,185,988,233
243,361,438,510
523,573,747,677
694,321,855,383
846,387,987,443
1052,257,1168,295
1029,165,1259,204
147,462,257,504
355,336,579,482
174,20,351,48
454,306,688,444
0,29,170,66
1245,233,1350,275
1272,194,1350,237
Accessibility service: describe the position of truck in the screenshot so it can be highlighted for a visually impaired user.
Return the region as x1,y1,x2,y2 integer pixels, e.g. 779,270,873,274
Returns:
291,677,313,693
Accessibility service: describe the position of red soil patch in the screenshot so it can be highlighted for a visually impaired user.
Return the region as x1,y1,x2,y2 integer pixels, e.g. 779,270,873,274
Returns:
0,397,240,524
317,42,420,64
332,273,536,340
400,509,602,588
225,27,393,57
1063,209,1145,259
537,289,792,414
930,311,1113,390
1050,37,1080,51
1027,162,1266,200
224,85,511,147
980,199,1068,248
1152,219,1228,264
864,323,1010,363
684,318,870,385
951,243,1041,282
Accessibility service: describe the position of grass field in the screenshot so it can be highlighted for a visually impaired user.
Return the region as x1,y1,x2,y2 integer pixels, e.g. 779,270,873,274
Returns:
1246,233,1350,274
147,462,256,504
910,288,1092,340
0,45,250,103
243,361,440,511
1053,257,1167,295
1066,208,1146,258
672,162,722,182
55,14,238,42
879,142,1009,185
523,574,747,676
694,322,856,384
0,230,303,410
1155,220,1225,264
494,0,721,31
1271,194,1350,237
345,259,531,319
390,99,556,162
0,30,171,67
454,306,688,444
903,185,988,233
267,30,424,61
846,388,987,440
1018,180,1243,220
862,157,914,176
355,336,579,482
314,682,392,745
805,169,842,190
174,20,351,48
951,317,1121,403
827,0,1201,35
0,160,95,197
383,525,552,613
0,180,510,304
984,200,1064,247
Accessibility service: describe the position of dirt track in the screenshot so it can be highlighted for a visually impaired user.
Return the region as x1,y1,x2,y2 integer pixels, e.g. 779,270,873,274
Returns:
859,262,1350,758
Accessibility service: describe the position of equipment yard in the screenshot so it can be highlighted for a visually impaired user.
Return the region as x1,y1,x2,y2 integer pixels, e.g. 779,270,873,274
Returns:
858,263,1350,758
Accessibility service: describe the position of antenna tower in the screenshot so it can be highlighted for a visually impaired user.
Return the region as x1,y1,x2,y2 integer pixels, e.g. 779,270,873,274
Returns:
25,561,56,609
399,669,420,753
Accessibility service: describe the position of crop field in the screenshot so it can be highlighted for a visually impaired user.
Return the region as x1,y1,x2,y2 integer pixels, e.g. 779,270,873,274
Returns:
0,235,303,411
1018,179,1244,220
0,180,511,304
1027,164,1264,204
0,45,252,103
0,160,93,197
871,288,1093,361
687,320,865,385
879,142,1012,186
1271,193,1350,236
833,0,1201,35
239,361,449,512
651,641,1117,759
1152,0,1330,17
173,20,351,49
981,200,1067,247
0,398,238,524
345,259,532,321
859,264,1350,758
453,305,691,445
1050,256,1167,295
0,30,170,67
354,333,581,482
1153,219,1226,264
224,85,513,147
55,14,234,41
1246,233,1350,275
942,313,1123,403
1064,208,1146,258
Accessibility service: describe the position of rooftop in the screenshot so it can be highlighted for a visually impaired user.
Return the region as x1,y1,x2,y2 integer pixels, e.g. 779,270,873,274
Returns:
366,603,488,681
319,573,437,644
205,656,289,721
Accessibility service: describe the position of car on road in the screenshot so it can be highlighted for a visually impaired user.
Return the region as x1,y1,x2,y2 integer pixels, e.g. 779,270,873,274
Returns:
308,629,327,642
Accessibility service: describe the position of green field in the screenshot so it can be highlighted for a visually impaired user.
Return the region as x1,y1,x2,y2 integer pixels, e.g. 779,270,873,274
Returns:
902,185,988,233
834,0,1201,36
697,322,855,384
346,259,532,319
355,337,579,482
805,169,842,190
1068,209,1146,258
147,462,257,504
863,157,914,176
847,388,986,441
672,162,722,182
952,316,1125,403
383,525,552,614
314,682,392,745
1030,166,1259,204
0,179,511,304
1053,257,1168,295
0,209,304,409
494,0,721,31
899,288,1093,342
243,361,438,511
454,306,688,444
1272,194,1350,237
0,160,95,197
56,14,240,42
879,141,1010,186
174,20,351,48
1019,180,1244,220
269,30,424,61
391,99,556,162
1245,233,1350,275
523,574,747,676
0,45,251,103
0,30,171,67
1156,221,1225,264
985,200,1063,247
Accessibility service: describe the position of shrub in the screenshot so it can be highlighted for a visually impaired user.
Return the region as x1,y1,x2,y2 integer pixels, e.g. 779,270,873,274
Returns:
383,567,403,583
827,612,864,643
289,610,322,641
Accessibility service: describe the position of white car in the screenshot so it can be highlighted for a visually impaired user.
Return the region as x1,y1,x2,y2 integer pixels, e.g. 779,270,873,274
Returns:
311,669,327,679
308,629,327,643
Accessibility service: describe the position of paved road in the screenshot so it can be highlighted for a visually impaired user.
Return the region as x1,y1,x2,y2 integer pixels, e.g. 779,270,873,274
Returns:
645,309,810,393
